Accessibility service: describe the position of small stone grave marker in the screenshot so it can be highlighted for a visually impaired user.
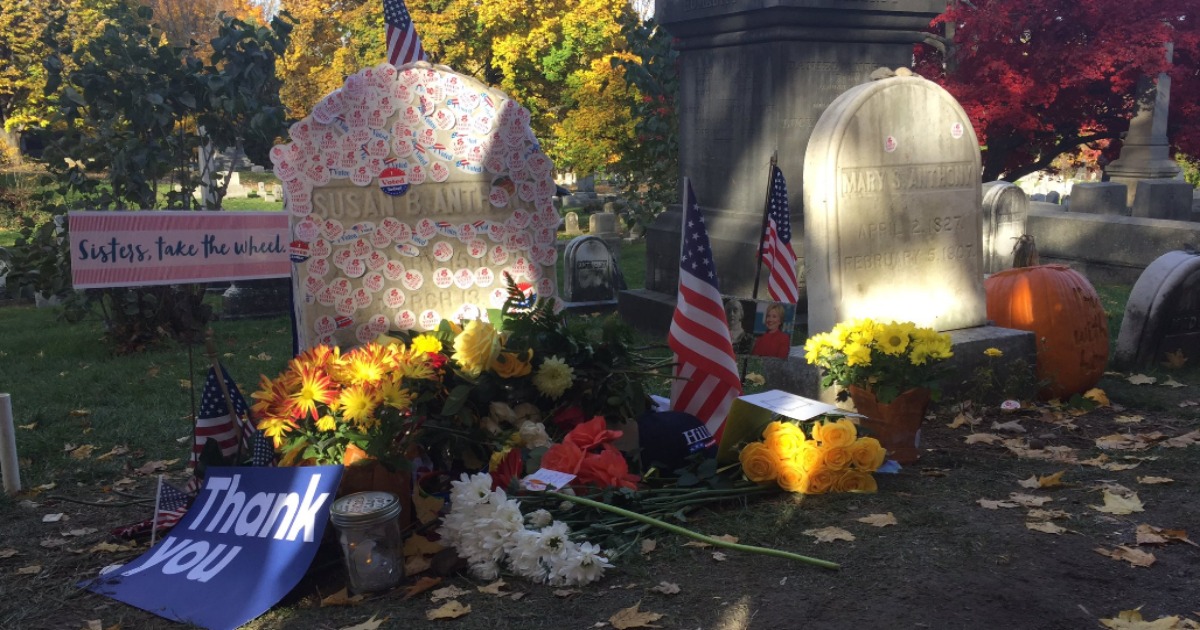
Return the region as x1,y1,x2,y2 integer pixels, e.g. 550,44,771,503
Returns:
564,211,581,235
1115,250,1200,369
563,236,619,303
981,181,1029,275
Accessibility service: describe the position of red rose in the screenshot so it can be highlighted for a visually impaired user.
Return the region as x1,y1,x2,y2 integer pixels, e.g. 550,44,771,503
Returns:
550,406,587,432
490,447,523,491
575,444,639,490
427,353,448,369
541,441,584,475
564,415,623,452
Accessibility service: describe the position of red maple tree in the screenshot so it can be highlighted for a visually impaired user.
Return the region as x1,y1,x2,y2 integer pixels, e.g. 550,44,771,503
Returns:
914,1,1200,182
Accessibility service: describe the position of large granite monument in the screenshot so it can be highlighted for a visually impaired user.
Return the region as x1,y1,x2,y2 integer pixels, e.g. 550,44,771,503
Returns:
622,0,943,335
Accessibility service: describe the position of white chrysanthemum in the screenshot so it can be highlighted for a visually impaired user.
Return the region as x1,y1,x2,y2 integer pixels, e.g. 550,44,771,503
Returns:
551,541,611,586
450,472,494,506
525,509,553,529
518,421,551,448
532,355,574,399
537,521,572,559
470,560,500,581
505,530,545,580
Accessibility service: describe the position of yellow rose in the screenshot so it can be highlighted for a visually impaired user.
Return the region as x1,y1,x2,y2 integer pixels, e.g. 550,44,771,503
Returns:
452,320,501,377
739,442,781,484
762,421,806,460
811,418,858,448
820,445,853,471
491,349,533,378
847,437,887,471
776,461,810,494
806,468,837,494
832,469,878,493
411,334,443,355
983,347,1003,358
795,441,823,473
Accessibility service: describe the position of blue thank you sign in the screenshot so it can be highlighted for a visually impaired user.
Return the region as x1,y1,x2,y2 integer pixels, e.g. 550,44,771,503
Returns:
83,465,343,630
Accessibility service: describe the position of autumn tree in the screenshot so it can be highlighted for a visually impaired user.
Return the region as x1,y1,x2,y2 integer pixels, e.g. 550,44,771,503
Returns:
915,0,1200,182
137,0,264,57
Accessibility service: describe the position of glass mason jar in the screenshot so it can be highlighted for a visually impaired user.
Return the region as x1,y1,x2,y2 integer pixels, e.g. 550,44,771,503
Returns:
329,491,405,593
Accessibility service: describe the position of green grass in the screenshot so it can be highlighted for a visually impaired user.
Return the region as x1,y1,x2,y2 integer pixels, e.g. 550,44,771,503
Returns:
0,228,16,247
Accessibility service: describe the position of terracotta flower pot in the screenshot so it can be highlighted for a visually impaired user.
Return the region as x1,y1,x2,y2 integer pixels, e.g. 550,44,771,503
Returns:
848,385,931,465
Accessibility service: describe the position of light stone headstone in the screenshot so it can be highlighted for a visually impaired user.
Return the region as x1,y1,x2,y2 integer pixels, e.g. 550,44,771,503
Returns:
275,62,562,349
224,171,247,198
563,236,619,303
589,212,617,236
564,211,582,235
1044,190,1060,204
1131,179,1194,221
804,75,985,334
257,182,267,196
981,181,1029,275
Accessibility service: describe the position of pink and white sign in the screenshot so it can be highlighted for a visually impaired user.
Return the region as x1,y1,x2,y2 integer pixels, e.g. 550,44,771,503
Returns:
69,211,289,289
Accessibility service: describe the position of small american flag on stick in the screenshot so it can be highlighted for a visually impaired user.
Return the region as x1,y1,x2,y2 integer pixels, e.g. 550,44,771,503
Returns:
384,0,427,66
762,164,799,304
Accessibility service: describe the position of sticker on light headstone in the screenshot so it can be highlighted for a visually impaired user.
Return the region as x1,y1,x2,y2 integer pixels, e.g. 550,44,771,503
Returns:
317,287,335,306
489,287,508,307
383,287,406,308
307,257,330,278
332,249,353,269
363,271,385,293
289,240,310,263
304,276,326,296
315,315,337,336
454,269,474,289
476,267,495,287
402,270,424,291
396,243,421,257
366,250,388,270
310,239,331,259
322,219,344,241
432,241,454,262
395,310,416,330
294,216,320,242
329,278,352,299
335,314,354,329
335,297,356,316
383,259,405,280
355,324,377,345
433,267,454,289
419,309,440,330
353,287,372,308
370,229,391,249
490,245,509,265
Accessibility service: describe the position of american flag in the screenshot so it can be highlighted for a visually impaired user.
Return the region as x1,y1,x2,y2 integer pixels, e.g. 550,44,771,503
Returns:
384,0,427,67
154,479,192,530
191,365,254,467
668,179,743,440
762,165,799,304
250,429,277,467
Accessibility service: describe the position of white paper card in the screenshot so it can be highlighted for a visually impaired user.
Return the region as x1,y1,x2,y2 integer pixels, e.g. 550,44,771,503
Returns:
520,468,576,491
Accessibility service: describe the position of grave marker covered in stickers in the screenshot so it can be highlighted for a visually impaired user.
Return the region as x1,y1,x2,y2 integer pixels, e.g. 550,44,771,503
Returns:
273,62,562,349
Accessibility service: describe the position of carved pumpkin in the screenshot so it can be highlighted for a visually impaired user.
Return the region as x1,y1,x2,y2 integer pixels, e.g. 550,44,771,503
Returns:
984,235,1109,400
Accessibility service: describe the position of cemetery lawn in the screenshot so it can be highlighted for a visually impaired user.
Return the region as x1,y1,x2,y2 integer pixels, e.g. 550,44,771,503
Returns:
1,295,1199,629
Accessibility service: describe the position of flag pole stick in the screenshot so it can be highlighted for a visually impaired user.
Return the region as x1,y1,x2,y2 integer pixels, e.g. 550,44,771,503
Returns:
741,152,778,382
204,329,247,462
150,474,163,547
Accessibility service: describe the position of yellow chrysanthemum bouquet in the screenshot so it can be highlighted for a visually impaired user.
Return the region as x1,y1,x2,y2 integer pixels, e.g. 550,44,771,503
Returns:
739,418,886,494
804,319,954,403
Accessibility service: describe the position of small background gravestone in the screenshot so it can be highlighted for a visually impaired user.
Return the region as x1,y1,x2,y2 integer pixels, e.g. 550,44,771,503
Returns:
1115,250,1200,369
564,211,582,236
1131,180,1194,221
1069,182,1128,216
563,236,621,303
588,211,621,255
981,181,1029,275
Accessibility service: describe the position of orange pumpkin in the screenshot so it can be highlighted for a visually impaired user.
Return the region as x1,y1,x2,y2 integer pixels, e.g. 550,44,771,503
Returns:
984,236,1109,400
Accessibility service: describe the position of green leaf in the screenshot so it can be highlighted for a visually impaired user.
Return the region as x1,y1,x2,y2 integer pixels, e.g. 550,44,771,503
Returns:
441,384,472,417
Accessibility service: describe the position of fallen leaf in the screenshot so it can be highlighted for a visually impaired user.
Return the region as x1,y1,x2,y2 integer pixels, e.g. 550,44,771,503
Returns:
1126,374,1157,385
40,538,69,548
1019,470,1066,489
1114,415,1145,425
88,542,128,553
948,412,977,429
649,581,680,595
0,549,17,558
42,513,66,523
1025,521,1067,535
426,600,471,620
509,592,526,601
412,491,445,525
429,585,470,602
404,554,431,576
977,498,1019,509
1178,399,1199,408
1101,462,1142,471
17,422,36,430
554,589,581,598
1137,476,1174,485
610,601,665,629
401,576,442,600
1162,430,1200,448
84,619,103,630
135,459,178,474
321,587,364,607
966,433,1003,445
70,444,96,459
711,551,728,562
16,565,41,575
340,613,385,630
856,512,897,527
1009,493,1053,508
68,409,91,417
96,445,130,461
1161,378,1187,388
1162,349,1189,369
35,482,56,492
1099,608,1184,629
803,526,855,543
1026,509,1071,521
682,541,711,549
1135,524,1197,547
1094,545,1156,568
712,534,739,544
478,579,509,595
1091,491,1145,515
1017,476,1040,489
991,420,1026,433
1084,388,1110,406
640,539,657,555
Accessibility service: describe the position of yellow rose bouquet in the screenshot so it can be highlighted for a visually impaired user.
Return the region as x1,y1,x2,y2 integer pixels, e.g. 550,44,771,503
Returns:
738,418,886,494
804,318,954,403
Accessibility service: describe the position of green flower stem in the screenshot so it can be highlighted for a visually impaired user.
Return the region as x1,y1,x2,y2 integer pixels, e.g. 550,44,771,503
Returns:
547,491,839,570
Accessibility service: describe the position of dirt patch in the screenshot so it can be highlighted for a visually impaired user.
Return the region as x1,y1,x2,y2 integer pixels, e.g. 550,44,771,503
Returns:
2,384,1198,629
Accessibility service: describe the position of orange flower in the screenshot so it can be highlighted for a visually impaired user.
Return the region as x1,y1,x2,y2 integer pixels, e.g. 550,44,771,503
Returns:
576,444,639,490
776,461,810,494
811,418,858,448
564,415,623,451
739,442,781,484
820,445,853,471
762,421,806,461
806,468,837,494
832,469,878,493
289,362,337,421
847,437,887,471
542,441,585,475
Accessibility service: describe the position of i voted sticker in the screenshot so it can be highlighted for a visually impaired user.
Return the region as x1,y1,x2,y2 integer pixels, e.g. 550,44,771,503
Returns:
383,287,406,308
432,267,454,289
